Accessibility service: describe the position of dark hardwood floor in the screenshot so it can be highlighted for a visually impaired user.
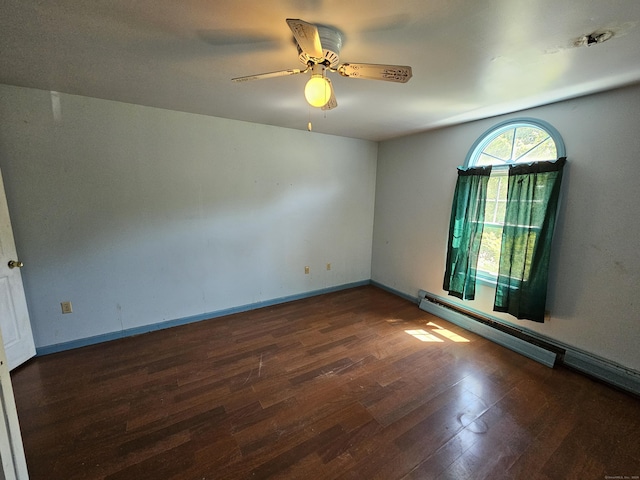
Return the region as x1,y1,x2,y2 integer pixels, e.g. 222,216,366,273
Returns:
10,286,640,479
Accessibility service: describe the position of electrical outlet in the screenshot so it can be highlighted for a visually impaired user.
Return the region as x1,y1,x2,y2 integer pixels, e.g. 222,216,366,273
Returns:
326,263,331,271
61,301,73,314
304,266,310,274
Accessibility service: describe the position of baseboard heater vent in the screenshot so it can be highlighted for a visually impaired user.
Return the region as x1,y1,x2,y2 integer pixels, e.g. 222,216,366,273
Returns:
417,290,563,368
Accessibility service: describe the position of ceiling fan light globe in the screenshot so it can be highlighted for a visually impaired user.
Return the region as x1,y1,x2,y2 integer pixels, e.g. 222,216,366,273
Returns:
305,76,331,108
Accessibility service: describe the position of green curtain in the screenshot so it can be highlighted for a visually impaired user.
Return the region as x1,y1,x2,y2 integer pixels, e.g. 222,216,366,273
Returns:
493,157,566,322
443,165,492,300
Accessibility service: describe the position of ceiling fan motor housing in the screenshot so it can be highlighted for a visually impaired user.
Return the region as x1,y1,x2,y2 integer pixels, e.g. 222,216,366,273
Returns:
297,25,343,68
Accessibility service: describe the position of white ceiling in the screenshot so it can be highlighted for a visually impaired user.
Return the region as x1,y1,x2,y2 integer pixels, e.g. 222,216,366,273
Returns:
2,0,640,141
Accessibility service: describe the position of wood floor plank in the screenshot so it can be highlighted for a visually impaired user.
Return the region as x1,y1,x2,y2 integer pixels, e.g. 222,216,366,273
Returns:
10,285,640,479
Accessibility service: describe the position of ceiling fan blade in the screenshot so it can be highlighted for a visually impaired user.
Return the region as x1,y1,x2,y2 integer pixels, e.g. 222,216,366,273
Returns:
321,78,338,111
337,63,413,83
232,68,306,83
286,18,323,59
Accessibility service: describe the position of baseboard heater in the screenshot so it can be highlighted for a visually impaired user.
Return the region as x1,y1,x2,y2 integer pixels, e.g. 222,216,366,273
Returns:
417,290,563,368
416,289,640,396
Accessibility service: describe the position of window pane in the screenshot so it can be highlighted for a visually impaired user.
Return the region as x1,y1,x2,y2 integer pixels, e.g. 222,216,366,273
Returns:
477,225,503,275
483,130,514,161
486,175,500,198
513,127,541,158
495,199,506,220
516,137,558,162
477,153,499,166
513,127,555,160
484,199,497,223
479,174,508,275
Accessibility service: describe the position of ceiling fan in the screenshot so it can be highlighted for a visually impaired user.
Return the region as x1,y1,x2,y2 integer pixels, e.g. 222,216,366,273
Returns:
231,18,413,110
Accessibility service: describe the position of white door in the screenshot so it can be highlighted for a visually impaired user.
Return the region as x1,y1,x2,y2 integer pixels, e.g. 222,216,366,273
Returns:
0,327,29,479
0,168,35,371
0,170,30,478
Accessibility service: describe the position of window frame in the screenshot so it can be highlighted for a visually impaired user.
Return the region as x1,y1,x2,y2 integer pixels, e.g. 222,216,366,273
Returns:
464,118,566,285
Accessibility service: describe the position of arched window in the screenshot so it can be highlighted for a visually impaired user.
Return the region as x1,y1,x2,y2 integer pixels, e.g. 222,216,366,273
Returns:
466,118,565,167
465,119,565,280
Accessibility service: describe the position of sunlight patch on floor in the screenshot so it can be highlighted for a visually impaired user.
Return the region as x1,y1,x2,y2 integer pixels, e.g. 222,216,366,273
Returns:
404,329,444,342
403,321,470,343
427,321,470,342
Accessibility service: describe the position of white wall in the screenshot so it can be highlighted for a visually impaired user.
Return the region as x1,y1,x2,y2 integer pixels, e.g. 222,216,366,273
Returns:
372,83,640,372
0,85,378,349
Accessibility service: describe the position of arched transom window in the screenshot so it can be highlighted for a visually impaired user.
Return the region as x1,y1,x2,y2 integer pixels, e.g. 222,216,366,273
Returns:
465,119,565,279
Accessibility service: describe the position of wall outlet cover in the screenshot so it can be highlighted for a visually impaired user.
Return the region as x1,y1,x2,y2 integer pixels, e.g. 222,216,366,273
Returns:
61,301,73,314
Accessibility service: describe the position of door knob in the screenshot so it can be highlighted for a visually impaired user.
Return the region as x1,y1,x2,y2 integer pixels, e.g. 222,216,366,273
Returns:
8,260,24,269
